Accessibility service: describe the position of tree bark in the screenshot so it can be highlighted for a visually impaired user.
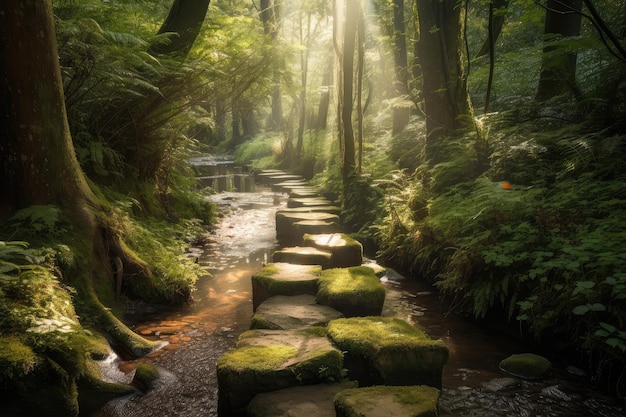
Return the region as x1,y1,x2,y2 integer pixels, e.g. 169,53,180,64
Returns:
475,0,510,58
536,0,583,101
150,0,212,57
342,0,359,181
416,0,473,163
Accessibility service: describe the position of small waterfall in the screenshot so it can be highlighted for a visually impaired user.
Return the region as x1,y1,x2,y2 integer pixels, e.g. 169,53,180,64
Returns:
189,155,256,193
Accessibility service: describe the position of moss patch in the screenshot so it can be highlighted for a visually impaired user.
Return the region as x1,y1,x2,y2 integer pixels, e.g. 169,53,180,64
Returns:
499,353,552,380
0,336,38,381
317,267,385,316
334,385,440,417
218,345,299,373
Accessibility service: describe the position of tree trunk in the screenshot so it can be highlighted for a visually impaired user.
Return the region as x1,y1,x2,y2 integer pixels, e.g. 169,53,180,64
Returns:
392,0,411,134
260,0,283,130
416,0,473,164
150,0,212,57
475,0,510,58
341,0,359,182
296,11,311,160
536,0,583,101
316,58,334,130
0,0,161,357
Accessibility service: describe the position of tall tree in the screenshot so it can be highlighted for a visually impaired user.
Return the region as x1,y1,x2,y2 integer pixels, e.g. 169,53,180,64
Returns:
535,0,583,101
392,0,411,133
341,0,360,182
259,0,284,130
150,0,212,57
0,0,159,359
416,0,473,163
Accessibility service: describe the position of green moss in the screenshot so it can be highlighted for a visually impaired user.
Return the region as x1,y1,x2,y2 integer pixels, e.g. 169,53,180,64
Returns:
317,267,385,315
132,363,160,391
250,314,276,330
334,385,440,417
327,317,446,359
218,346,299,372
499,353,552,380
0,336,38,381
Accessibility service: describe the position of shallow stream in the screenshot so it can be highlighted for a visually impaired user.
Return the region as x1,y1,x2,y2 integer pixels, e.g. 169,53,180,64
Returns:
92,186,624,417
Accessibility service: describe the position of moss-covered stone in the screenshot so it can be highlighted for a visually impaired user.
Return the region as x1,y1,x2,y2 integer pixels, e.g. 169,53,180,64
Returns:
0,336,38,381
247,381,358,417
132,363,160,391
293,220,342,244
251,295,344,330
273,247,333,269
498,353,552,380
303,233,363,268
217,328,344,416
251,262,322,310
327,317,448,388
276,211,340,245
334,385,440,417
288,197,332,208
317,267,385,317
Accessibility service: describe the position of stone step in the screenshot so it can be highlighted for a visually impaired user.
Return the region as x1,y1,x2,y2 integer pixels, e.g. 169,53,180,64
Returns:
327,317,449,389
251,262,322,311
303,233,363,268
251,294,344,330
271,180,309,193
334,385,441,417
273,246,333,270
276,211,340,245
217,328,343,416
289,189,322,198
293,220,342,245
317,266,386,317
247,381,358,417
287,197,333,208
262,174,304,185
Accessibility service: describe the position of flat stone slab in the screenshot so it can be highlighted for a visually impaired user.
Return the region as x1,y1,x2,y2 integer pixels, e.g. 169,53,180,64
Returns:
288,197,333,208
317,266,385,317
304,233,363,268
290,189,322,198
247,381,358,417
334,385,440,417
251,263,322,310
276,211,340,245
279,206,342,215
217,328,343,416
273,246,333,269
327,317,449,389
264,174,304,184
293,220,342,244
251,294,344,330
272,180,309,193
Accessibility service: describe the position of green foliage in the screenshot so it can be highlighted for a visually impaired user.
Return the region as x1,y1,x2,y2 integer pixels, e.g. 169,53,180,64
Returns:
8,206,66,241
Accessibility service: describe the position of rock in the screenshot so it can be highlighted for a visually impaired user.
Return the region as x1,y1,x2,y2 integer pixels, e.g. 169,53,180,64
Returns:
247,381,358,417
290,188,322,198
279,205,342,215
251,262,322,310
273,246,333,269
327,316,449,389
541,385,572,401
276,211,340,245
480,377,521,392
272,180,308,193
317,266,385,317
293,220,342,244
498,353,552,380
251,294,344,330
288,197,333,208
217,328,343,416
303,233,363,268
334,385,441,417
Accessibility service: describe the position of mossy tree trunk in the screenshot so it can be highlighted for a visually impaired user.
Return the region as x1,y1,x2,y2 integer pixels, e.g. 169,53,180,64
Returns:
416,0,474,165
150,0,212,57
0,0,159,355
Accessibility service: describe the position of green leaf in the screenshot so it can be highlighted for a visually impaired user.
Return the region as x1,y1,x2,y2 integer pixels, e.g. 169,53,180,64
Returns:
572,305,590,315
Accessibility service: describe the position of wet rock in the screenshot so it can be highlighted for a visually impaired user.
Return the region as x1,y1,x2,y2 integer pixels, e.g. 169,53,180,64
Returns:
327,316,449,389
275,211,340,245
317,266,385,317
566,365,586,378
541,385,572,401
217,328,343,416
481,377,521,392
251,262,322,310
303,233,363,268
498,353,552,380
293,220,342,244
247,381,357,417
273,246,333,269
251,294,344,330
334,385,441,417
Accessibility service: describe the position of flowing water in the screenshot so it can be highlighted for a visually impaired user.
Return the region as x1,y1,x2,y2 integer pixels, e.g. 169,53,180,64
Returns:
92,170,624,417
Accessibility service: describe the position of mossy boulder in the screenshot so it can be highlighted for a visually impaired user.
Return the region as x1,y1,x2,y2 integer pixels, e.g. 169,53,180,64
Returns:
131,363,160,391
334,385,441,417
498,353,552,380
217,328,344,416
251,263,322,310
327,317,449,388
273,247,333,269
276,211,340,245
288,197,332,208
247,381,358,417
304,233,363,268
316,267,385,317
251,294,344,330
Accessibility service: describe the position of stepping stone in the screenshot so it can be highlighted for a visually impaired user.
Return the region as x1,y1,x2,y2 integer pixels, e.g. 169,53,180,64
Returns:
279,206,342,215
293,220,342,244
288,197,332,208
217,328,343,416
264,174,303,184
251,262,322,311
334,385,440,417
273,246,333,269
272,180,308,193
289,188,321,198
327,317,449,389
247,381,358,417
256,170,287,184
276,211,339,245
251,294,344,330
317,266,385,317
304,233,363,268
